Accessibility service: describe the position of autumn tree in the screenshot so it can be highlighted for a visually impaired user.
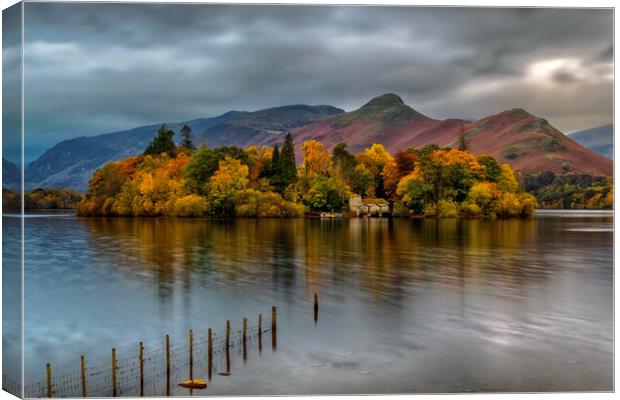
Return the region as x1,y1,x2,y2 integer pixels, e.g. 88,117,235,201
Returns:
303,175,344,212
302,140,331,179
356,143,393,198
207,157,250,216
184,145,249,194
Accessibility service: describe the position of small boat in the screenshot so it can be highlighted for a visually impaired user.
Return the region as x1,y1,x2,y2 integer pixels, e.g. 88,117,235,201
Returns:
178,379,207,389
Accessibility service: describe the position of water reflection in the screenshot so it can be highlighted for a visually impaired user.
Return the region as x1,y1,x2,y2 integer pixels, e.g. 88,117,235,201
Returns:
20,213,613,393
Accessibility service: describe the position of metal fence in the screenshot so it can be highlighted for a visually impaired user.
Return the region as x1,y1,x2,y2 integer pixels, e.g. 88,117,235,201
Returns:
22,306,278,398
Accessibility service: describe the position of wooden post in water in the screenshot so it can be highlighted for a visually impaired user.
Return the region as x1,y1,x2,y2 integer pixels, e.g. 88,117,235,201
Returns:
314,292,319,324
165,335,171,396
188,329,193,381
139,342,144,397
242,318,248,363
271,305,277,351
46,363,52,398
80,355,87,398
207,328,213,381
258,313,263,354
225,320,231,375
111,348,117,397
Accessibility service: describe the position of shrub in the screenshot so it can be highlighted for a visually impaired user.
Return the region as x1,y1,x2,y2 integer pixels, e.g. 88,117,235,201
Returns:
392,201,410,217
170,195,209,217
460,201,481,217
437,199,458,218
518,193,537,216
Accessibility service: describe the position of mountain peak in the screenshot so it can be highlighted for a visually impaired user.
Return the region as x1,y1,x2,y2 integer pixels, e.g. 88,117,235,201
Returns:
362,93,405,108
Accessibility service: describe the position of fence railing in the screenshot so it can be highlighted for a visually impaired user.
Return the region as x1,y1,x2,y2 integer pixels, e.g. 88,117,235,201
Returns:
23,305,280,398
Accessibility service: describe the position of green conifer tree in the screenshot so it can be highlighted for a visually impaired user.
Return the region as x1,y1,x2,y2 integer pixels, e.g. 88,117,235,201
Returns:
144,124,177,157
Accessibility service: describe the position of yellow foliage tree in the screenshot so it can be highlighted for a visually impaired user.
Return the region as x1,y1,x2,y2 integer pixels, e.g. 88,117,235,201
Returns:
302,140,331,179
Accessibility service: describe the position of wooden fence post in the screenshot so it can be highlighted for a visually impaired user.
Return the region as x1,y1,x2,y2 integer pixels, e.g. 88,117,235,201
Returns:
271,305,277,351
139,342,144,397
80,355,87,398
207,328,213,381
242,318,248,363
258,313,263,354
225,320,231,375
111,348,117,397
46,363,52,398
189,329,193,381
165,334,171,396
314,292,319,323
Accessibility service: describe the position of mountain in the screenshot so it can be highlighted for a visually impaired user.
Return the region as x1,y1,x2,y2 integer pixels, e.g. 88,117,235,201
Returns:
568,124,613,160
457,109,612,175
2,158,20,190
25,105,342,190
198,105,343,149
289,94,612,176
25,93,612,190
288,93,465,154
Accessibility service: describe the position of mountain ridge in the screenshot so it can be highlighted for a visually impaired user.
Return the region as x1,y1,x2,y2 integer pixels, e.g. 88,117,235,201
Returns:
23,94,612,190
568,124,613,160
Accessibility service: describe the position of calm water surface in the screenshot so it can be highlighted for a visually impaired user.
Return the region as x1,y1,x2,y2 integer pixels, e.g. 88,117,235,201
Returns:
9,211,614,393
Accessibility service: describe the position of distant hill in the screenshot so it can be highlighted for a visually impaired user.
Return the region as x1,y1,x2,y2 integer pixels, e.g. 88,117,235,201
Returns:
25,105,342,190
568,124,613,160
2,158,20,190
289,93,613,176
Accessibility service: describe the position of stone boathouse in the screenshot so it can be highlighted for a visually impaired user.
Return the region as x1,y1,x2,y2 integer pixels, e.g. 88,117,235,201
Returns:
348,195,390,217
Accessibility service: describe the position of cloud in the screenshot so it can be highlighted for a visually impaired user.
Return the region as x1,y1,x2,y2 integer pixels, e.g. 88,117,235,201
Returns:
20,3,613,161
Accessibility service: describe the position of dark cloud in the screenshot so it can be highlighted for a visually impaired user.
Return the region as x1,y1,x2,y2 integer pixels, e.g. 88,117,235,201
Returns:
17,3,613,161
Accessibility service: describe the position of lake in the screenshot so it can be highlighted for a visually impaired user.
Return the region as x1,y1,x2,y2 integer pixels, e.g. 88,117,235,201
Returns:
4,210,614,394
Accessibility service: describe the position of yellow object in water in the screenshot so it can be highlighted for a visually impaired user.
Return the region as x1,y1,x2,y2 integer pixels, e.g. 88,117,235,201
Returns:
178,379,207,389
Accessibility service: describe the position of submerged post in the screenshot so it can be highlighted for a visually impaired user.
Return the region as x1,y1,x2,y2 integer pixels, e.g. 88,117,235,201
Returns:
189,329,193,381
207,328,213,381
80,355,87,398
165,335,171,396
258,313,263,354
225,320,231,375
139,342,144,397
242,318,248,363
314,292,319,324
271,305,277,351
46,363,52,398
111,348,117,397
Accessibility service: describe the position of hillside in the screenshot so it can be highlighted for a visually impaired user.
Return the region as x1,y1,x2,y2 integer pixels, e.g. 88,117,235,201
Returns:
460,110,612,176
568,124,613,160
288,93,466,155
290,94,612,176
2,158,20,190
25,105,342,190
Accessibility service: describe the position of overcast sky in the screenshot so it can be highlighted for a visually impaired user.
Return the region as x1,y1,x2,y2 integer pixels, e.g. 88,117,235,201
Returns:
11,4,615,161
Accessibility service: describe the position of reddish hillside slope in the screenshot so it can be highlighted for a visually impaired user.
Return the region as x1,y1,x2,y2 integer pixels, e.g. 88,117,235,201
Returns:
288,93,612,176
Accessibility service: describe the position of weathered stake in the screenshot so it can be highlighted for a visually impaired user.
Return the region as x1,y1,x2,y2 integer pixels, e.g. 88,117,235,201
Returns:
225,320,231,375
271,305,277,351
189,329,193,381
80,355,87,398
314,292,319,324
139,342,144,397
111,348,117,397
207,328,213,381
258,313,263,354
242,318,248,363
165,334,171,396
46,363,52,398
